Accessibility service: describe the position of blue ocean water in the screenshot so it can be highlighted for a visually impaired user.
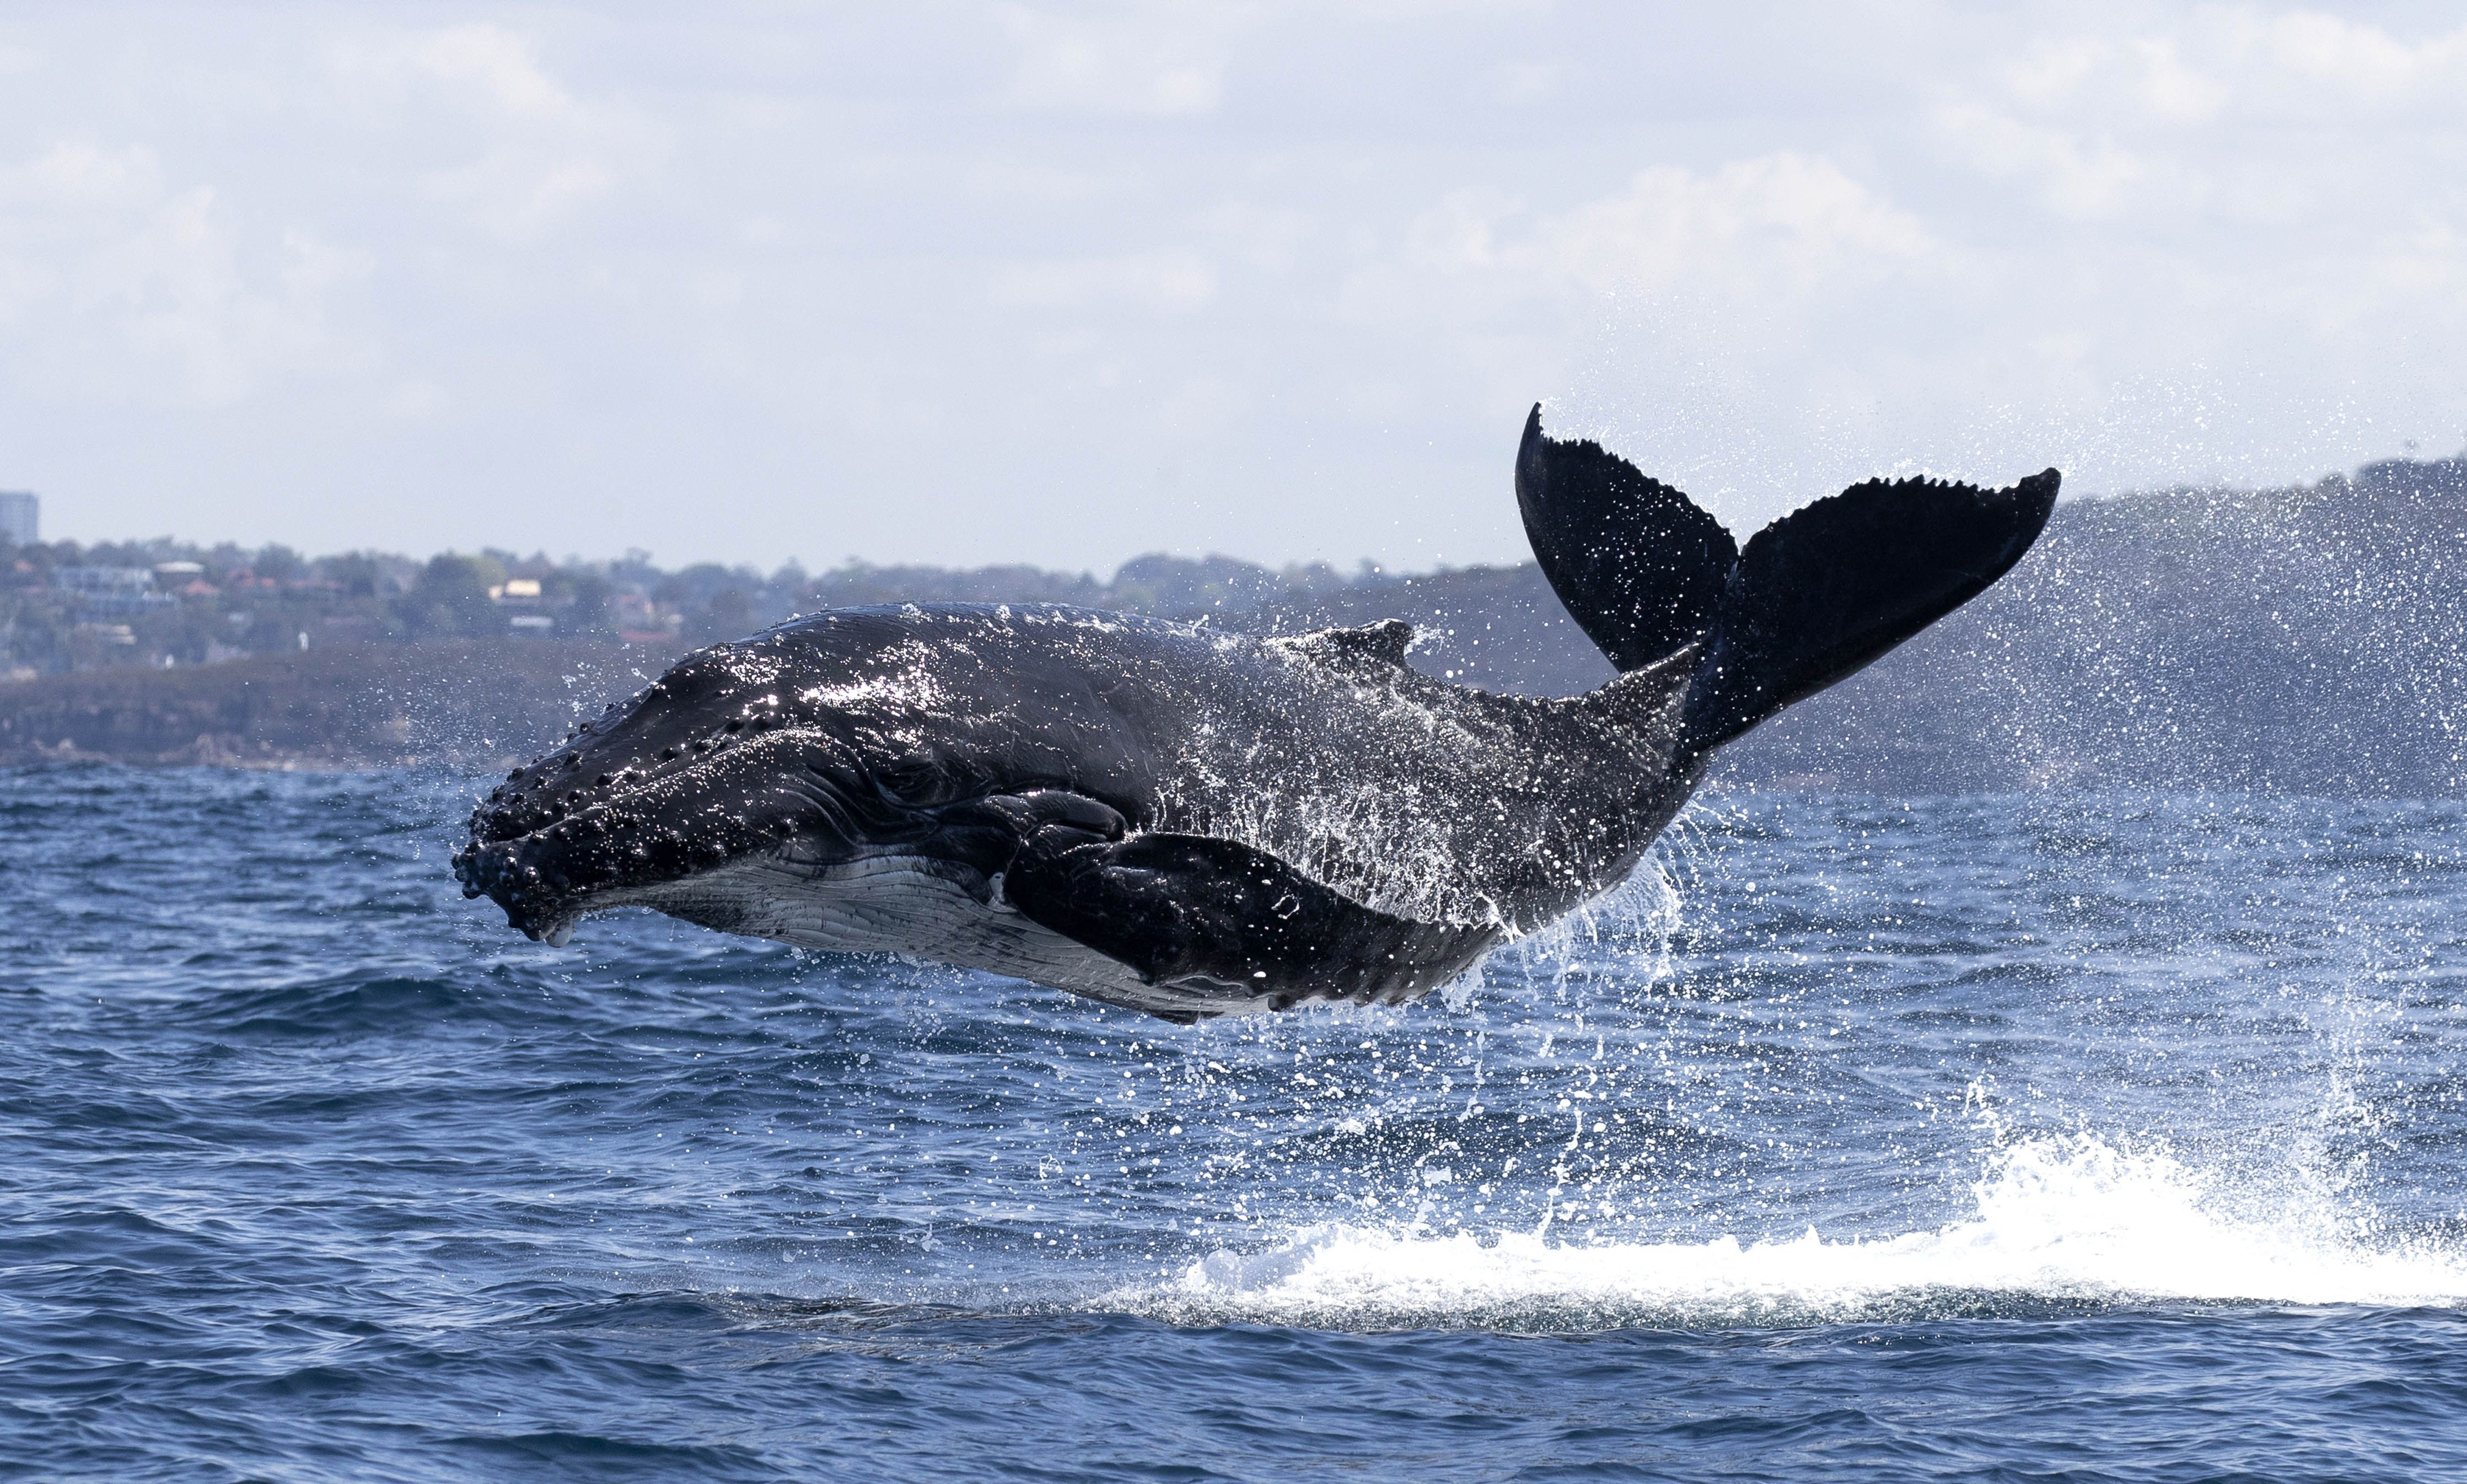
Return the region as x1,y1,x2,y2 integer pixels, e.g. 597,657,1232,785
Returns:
3,765,2464,1482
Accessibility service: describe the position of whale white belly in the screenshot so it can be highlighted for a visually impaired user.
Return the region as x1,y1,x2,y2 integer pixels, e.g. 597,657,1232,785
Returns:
617,853,1273,1021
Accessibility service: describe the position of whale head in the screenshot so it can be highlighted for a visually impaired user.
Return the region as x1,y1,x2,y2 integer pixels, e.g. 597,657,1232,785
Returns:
452,639,882,946
453,606,1160,951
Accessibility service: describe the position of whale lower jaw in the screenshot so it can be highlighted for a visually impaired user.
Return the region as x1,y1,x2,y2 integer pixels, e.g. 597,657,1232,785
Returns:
564,852,1293,1023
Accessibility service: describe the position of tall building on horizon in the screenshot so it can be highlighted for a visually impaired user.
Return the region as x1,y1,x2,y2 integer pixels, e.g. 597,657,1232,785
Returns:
0,491,34,547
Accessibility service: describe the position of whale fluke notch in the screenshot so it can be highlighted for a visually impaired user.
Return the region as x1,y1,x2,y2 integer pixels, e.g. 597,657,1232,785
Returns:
1514,405,2059,755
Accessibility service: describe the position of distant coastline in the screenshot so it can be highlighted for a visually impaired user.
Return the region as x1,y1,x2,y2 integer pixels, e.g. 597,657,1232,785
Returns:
7,451,2466,795
2,534,1374,680
0,639,675,771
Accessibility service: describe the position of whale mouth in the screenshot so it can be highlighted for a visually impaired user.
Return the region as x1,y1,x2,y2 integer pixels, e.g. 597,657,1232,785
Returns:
454,834,604,945
455,843,747,950
453,766,713,944
454,730,839,945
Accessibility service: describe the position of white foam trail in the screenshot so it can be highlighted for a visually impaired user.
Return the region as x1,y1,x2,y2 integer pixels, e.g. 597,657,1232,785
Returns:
1117,1135,2467,1329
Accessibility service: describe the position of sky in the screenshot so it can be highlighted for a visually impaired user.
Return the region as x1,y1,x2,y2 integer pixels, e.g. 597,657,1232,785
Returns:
1,2,2463,572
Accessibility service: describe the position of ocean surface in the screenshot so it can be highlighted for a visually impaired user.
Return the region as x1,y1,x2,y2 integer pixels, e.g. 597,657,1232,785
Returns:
4,765,2464,1482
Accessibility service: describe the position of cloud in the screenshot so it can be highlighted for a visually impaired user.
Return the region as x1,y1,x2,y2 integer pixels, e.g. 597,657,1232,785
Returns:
2231,10,2467,96
415,22,583,117
0,144,372,406
1932,103,2149,219
1932,8,2467,244
997,4,1240,116
329,22,654,242
990,248,1220,313
1527,154,1937,294
0,2,2461,564
1343,152,1937,332
1194,201,1312,272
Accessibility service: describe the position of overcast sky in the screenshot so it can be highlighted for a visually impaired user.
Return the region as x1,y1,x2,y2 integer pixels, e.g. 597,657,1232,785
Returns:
2,2,2463,571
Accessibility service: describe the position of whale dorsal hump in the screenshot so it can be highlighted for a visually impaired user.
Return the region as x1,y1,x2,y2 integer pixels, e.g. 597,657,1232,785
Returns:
1274,619,1416,668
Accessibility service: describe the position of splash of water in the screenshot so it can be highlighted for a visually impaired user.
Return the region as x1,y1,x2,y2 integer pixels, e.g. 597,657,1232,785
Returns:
1114,1132,2467,1330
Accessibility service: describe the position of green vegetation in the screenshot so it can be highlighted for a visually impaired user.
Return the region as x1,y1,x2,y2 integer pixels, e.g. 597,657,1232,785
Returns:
0,534,1367,680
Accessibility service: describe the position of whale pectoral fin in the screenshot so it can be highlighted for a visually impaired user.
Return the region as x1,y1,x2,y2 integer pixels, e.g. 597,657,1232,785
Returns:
999,830,1499,1009
919,789,1129,901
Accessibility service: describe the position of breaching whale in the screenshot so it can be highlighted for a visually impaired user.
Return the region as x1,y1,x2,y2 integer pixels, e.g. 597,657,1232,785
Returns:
456,409,2058,1021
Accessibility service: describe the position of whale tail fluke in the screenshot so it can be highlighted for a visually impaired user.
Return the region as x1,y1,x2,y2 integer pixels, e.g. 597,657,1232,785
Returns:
1514,404,2060,756
1513,405,1738,675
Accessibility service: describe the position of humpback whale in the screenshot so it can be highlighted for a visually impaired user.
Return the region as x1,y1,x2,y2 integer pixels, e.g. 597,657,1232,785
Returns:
456,409,2058,1021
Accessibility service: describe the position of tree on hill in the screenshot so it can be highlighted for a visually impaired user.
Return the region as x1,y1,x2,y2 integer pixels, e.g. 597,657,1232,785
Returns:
402,554,505,636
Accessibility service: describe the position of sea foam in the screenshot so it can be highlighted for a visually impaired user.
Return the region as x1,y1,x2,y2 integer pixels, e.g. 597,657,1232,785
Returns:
1115,1133,2467,1329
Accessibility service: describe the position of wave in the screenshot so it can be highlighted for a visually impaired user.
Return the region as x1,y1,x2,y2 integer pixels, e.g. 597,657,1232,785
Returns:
183,974,480,1037
1110,1134,2467,1331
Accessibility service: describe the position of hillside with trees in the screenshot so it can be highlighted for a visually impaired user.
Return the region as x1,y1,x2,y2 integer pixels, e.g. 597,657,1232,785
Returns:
6,450,2467,796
